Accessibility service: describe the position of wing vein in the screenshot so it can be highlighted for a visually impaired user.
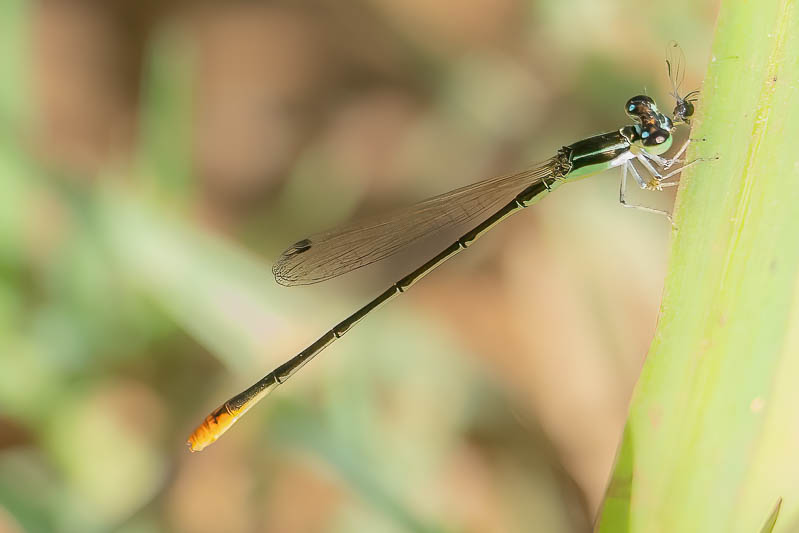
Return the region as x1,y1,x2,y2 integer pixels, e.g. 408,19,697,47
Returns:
273,158,557,285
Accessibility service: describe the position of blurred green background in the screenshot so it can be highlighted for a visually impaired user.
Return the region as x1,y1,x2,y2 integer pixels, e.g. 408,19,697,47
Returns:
0,1,718,532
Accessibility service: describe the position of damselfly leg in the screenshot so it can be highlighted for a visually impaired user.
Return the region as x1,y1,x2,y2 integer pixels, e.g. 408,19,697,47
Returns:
619,147,707,222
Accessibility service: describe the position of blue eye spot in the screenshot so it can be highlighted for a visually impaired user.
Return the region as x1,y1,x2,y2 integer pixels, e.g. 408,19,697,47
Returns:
628,105,635,112
642,131,650,138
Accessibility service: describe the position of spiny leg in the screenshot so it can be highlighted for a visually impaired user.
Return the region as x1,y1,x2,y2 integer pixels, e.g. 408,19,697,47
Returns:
637,139,689,168
626,157,649,188
637,153,707,185
619,162,629,203
618,139,714,225
619,162,674,223
662,137,692,169
657,157,706,183
642,136,704,169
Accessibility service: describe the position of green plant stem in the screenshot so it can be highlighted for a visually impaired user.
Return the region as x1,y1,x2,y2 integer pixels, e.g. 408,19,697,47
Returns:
597,0,799,531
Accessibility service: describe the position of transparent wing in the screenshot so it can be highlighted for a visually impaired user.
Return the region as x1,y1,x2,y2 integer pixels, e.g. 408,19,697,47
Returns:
273,157,558,285
665,40,687,100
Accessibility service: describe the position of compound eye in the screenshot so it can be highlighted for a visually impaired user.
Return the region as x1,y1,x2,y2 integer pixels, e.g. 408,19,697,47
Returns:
641,126,669,147
626,95,656,118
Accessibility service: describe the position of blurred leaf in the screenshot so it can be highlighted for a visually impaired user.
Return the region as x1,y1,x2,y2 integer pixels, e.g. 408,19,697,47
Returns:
0,452,55,533
94,185,287,372
0,0,29,124
272,401,451,533
136,27,195,197
43,384,165,530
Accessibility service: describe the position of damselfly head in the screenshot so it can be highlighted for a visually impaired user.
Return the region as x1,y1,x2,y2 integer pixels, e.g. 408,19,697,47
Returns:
625,95,673,147
626,95,658,120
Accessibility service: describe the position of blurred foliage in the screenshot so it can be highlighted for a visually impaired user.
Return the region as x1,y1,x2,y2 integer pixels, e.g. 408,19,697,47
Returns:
0,0,718,532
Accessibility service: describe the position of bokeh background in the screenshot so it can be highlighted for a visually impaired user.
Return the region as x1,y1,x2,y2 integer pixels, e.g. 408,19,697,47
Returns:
0,1,719,532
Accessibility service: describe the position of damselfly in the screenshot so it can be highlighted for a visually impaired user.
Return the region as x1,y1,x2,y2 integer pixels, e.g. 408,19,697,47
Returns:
188,43,704,452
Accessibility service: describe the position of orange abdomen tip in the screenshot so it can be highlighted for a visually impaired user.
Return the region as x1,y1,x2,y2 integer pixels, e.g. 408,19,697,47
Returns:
187,403,241,452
